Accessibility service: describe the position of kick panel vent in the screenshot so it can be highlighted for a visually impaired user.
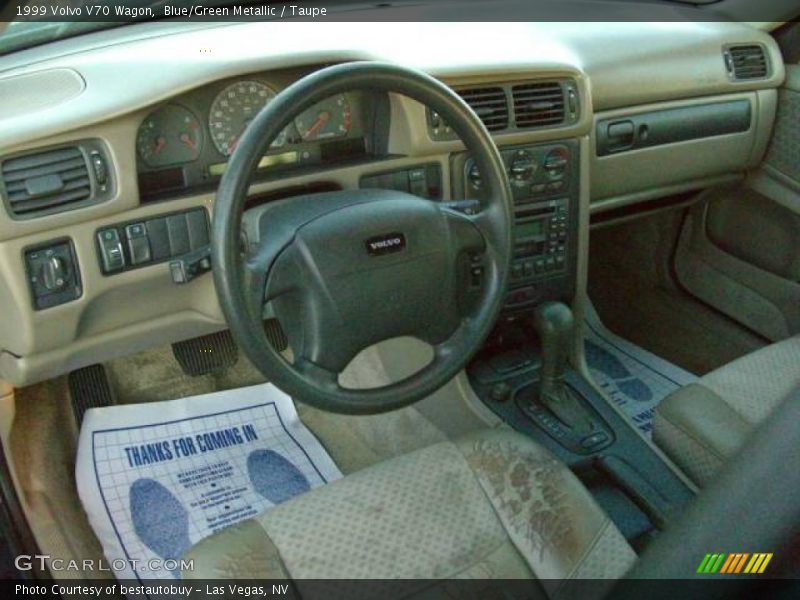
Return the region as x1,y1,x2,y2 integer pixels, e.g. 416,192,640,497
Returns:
457,87,509,132
1,141,112,219
513,81,566,128
725,45,769,80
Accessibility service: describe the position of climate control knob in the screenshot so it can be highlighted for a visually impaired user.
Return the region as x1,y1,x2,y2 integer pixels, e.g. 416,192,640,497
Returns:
543,148,569,180
508,150,536,184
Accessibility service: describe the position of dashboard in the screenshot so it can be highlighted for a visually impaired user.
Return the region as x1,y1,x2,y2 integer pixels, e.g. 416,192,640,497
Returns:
135,73,386,201
0,20,786,387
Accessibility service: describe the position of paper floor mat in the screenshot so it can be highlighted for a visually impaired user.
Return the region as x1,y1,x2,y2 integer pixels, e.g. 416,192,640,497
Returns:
584,302,697,436
76,383,341,583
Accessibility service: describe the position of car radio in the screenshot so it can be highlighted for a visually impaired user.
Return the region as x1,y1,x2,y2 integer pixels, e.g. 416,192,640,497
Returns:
511,197,568,280
454,140,579,309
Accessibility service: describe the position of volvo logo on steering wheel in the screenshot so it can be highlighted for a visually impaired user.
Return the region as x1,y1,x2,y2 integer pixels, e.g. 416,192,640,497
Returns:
365,232,407,256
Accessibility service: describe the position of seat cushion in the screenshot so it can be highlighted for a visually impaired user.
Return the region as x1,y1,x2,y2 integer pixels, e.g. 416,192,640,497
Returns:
654,335,800,486
183,428,635,592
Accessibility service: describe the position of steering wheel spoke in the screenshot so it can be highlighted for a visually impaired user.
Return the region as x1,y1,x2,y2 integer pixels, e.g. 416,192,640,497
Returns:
441,202,488,256
241,245,277,321
294,355,340,392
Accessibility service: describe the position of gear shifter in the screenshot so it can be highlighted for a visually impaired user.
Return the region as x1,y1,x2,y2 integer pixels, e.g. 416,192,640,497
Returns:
533,302,594,435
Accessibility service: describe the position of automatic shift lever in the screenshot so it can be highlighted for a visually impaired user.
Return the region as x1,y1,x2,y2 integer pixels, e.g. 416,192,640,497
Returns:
535,302,573,392
533,302,593,435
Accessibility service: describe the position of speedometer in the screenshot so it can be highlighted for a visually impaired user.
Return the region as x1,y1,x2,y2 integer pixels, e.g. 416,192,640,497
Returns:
208,80,286,156
294,94,352,142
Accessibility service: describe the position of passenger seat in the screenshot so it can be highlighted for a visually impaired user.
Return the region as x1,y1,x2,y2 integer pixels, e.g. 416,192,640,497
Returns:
654,335,800,486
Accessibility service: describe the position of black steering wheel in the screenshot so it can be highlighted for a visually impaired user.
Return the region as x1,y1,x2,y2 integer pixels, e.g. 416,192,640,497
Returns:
212,62,513,414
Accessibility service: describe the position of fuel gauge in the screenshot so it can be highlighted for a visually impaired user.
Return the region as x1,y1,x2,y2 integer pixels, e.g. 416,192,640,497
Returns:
137,104,204,168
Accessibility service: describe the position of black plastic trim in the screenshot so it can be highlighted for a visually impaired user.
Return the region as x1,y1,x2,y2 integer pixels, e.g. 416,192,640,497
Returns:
596,99,752,156
94,207,210,276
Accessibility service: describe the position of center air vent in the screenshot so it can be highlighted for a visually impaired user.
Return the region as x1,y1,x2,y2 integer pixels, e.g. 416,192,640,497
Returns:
1,141,112,219
427,79,578,140
724,45,768,80
457,87,509,132
513,82,566,128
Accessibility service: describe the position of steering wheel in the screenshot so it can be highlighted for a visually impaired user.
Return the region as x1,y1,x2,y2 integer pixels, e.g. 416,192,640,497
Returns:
212,62,513,414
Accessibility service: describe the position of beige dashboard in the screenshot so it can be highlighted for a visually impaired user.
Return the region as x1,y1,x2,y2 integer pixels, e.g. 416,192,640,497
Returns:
0,21,785,386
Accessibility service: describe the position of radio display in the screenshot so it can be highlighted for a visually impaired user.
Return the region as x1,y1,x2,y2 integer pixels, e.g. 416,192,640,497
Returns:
516,219,545,240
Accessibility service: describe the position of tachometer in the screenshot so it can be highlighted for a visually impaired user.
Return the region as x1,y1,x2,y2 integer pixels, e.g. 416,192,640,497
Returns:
136,104,203,168
294,94,352,142
208,80,286,156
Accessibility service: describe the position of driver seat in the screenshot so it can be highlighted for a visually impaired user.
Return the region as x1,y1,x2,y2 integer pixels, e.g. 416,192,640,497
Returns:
182,428,635,590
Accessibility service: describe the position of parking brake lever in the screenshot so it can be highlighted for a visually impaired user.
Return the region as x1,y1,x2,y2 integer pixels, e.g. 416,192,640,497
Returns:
169,245,211,284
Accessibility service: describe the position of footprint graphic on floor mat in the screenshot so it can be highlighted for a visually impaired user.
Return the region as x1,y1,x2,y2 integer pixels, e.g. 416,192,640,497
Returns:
247,448,311,505
129,478,191,576
585,340,653,402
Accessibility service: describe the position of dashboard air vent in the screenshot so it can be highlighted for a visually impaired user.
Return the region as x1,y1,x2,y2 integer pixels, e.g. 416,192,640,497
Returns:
457,87,509,132
725,45,768,80
1,145,102,219
512,81,566,128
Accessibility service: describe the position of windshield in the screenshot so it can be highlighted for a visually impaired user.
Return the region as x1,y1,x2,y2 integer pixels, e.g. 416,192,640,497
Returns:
0,0,285,56
0,0,754,58
0,20,117,56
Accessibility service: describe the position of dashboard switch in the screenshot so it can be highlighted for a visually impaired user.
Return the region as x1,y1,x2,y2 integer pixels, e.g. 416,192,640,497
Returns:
25,240,82,310
186,209,210,250
125,223,152,266
41,256,67,291
408,168,427,197
125,222,146,239
146,217,171,261
97,228,125,272
91,151,109,187
167,214,190,255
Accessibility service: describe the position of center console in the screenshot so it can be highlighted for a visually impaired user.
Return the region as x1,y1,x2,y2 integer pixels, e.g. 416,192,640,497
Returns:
452,139,579,310
460,139,694,549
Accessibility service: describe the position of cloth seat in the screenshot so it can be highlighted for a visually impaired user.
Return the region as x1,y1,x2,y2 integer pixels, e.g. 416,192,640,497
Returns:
182,428,635,595
654,335,800,486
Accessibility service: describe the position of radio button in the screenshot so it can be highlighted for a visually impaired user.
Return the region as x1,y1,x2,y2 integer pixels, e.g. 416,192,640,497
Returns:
523,260,534,276
531,183,547,196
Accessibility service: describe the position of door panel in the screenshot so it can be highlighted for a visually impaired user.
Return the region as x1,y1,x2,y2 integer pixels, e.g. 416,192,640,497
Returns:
762,65,800,193
674,65,800,342
706,188,800,280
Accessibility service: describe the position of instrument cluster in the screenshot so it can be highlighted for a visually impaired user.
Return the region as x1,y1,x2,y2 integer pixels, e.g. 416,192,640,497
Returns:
135,73,374,201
